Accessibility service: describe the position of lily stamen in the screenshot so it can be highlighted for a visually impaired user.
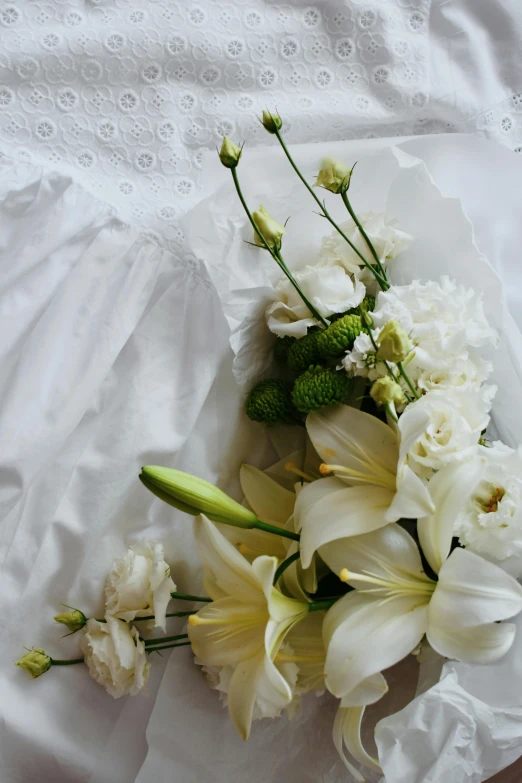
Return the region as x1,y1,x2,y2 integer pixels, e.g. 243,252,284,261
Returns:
285,462,318,482
339,568,435,597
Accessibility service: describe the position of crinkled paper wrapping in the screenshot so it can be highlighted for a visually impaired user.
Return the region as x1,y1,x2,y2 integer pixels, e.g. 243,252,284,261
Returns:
138,137,522,783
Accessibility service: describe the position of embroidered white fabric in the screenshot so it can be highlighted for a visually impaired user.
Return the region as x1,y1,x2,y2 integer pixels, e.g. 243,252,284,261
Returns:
0,0,521,257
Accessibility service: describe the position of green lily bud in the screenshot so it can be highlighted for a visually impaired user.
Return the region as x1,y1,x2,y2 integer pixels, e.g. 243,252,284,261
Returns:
219,137,242,169
54,609,87,634
370,377,407,407
262,110,282,134
140,467,259,529
377,320,412,363
314,157,352,194
252,205,285,250
16,649,52,679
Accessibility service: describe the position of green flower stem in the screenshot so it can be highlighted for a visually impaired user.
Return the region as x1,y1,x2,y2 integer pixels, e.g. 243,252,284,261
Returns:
51,658,84,666
146,641,192,654
255,520,300,542
341,189,387,282
144,634,188,646
386,402,399,424
397,361,420,400
273,551,301,585
271,127,389,291
308,598,339,612
230,167,328,327
171,592,212,603
135,611,194,621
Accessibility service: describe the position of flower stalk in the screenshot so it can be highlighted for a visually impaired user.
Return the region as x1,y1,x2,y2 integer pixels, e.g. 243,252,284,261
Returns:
340,188,387,282
273,551,301,585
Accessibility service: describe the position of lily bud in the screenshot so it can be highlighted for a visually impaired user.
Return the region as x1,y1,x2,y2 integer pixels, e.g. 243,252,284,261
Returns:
219,137,242,169
314,157,352,194
370,377,407,407
377,320,412,363
54,609,87,634
16,649,52,678
261,110,282,134
252,205,285,250
140,466,259,529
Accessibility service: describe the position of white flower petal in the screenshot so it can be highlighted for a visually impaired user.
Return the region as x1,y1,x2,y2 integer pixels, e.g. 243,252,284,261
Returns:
418,457,486,574
334,704,382,780
188,597,266,666
240,464,295,526
427,617,517,664
386,463,434,522
324,591,428,698
298,480,394,569
432,547,522,628
340,672,388,708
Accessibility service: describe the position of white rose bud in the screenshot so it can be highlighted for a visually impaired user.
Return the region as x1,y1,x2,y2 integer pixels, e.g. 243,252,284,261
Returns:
252,205,285,250
80,617,150,699
261,110,282,134
219,136,242,169
105,541,175,631
314,157,352,194
377,320,412,363
370,376,407,407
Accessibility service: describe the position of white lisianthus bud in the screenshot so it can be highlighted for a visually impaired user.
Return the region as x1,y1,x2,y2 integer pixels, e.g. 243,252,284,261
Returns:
370,377,407,407
377,320,412,363
314,157,352,194
252,205,286,250
140,466,259,529
54,608,87,634
16,649,52,678
80,617,150,699
219,136,242,169
261,110,282,134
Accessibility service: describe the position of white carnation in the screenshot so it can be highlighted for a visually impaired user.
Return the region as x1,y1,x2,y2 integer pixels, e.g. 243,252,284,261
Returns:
455,443,522,562
320,211,412,285
105,541,175,631
266,261,365,338
80,617,150,699
399,387,495,479
372,278,497,387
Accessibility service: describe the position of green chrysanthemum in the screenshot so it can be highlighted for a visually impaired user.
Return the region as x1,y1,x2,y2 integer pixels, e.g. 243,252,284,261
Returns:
292,366,353,414
246,379,299,425
274,335,296,364
317,314,364,359
349,294,376,316
287,330,321,373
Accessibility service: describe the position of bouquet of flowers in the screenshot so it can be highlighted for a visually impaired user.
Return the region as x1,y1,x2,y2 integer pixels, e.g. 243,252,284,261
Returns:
17,114,522,783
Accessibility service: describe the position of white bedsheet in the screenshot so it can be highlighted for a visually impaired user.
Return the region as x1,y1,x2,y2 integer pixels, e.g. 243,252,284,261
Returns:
2,1,522,782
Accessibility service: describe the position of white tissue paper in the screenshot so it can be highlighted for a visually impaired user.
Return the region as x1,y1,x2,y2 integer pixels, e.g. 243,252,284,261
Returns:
137,136,522,783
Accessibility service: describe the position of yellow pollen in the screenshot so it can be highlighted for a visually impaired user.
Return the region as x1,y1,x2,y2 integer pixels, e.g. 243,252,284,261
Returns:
319,463,333,475
188,614,201,626
339,568,350,583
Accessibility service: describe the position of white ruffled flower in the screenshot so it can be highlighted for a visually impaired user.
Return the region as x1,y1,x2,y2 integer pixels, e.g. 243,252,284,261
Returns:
398,387,495,479
320,212,411,284
372,277,497,386
80,617,150,699
342,329,387,380
417,356,493,394
454,443,522,561
266,261,365,337
105,541,175,631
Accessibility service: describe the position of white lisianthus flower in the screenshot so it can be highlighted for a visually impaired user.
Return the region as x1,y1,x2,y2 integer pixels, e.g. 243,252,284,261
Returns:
105,541,175,631
80,617,150,699
320,212,412,284
187,517,309,740
452,444,522,562
372,277,497,386
266,261,365,338
417,356,493,394
398,387,495,479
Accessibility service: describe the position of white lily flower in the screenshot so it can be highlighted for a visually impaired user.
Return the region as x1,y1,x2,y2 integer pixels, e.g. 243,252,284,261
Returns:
187,517,309,740
320,522,522,701
295,404,434,568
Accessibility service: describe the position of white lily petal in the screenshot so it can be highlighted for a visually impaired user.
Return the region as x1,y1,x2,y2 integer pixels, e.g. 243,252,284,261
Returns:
432,547,522,627
298,482,394,569
307,405,398,485
334,705,382,779
195,516,264,601
427,616,517,664
340,672,388,708
187,597,266,666
385,463,434,522
324,591,428,698
319,523,427,589
240,464,295,525
417,457,486,574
